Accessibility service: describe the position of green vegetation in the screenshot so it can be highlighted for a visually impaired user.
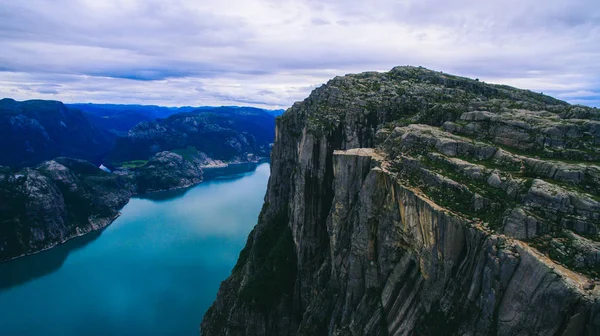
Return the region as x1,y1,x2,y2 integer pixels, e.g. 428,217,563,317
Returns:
117,160,148,169
239,209,297,312
531,234,600,277
453,153,521,173
423,156,519,227
170,146,200,161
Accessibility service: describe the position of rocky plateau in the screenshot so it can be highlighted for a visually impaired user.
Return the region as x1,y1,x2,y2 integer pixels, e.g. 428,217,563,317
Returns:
202,66,600,335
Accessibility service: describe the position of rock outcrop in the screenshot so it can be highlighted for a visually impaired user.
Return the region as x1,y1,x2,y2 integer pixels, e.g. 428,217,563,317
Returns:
132,151,204,193
0,158,133,262
202,67,600,335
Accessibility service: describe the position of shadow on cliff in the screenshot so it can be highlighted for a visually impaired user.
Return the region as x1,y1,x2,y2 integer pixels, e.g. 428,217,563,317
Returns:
0,230,103,291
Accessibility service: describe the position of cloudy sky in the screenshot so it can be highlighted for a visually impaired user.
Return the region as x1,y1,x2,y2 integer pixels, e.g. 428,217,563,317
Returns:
0,0,598,109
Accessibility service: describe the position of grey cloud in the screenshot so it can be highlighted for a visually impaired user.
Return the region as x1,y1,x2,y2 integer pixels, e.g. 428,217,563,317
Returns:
310,18,331,26
35,88,59,94
0,0,598,108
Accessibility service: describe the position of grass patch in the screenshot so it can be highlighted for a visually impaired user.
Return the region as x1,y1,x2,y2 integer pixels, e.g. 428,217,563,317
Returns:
117,160,148,169
170,146,200,161
411,155,521,229
530,233,600,277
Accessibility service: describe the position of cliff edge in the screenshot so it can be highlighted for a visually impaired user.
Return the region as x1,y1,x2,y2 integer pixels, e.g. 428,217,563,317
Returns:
202,66,600,335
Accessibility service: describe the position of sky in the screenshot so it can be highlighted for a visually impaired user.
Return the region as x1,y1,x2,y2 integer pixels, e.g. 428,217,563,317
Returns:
0,0,599,109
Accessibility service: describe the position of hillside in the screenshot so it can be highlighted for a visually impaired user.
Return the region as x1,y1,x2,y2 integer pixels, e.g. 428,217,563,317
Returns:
202,66,600,335
69,103,285,136
105,107,276,168
0,158,133,262
0,99,113,167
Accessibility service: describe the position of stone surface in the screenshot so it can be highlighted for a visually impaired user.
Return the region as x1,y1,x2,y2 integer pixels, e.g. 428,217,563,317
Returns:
202,66,600,335
0,158,133,262
133,151,203,193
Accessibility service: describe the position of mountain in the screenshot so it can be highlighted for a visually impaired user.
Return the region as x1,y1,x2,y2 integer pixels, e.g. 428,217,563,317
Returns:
191,106,285,117
0,99,113,167
105,106,276,168
67,103,196,119
202,66,600,335
66,103,191,137
0,99,282,168
68,103,285,136
0,158,133,262
266,109,285,117
79,110,154,137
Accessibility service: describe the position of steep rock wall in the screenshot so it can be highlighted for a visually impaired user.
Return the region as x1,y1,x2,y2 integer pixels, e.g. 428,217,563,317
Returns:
202,66,600,335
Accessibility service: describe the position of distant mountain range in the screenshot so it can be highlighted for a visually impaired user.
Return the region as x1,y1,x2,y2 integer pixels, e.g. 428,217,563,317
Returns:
0,99,285,168
105,106,276,168
0,98,113,167
68,103,285,118
68,103,284,136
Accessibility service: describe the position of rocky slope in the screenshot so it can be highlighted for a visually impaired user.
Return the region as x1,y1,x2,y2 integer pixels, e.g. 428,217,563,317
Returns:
105,107,275,168
202,66,600,335
0,158,133,262
128,151,204,193
0,99,113,167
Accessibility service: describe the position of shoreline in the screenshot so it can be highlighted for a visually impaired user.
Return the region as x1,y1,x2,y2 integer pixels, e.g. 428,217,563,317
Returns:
0,212,122,264
0,159,269,264
135,158,269,196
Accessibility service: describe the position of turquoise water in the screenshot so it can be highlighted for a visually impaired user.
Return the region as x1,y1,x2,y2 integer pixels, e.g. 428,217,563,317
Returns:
0,163,270,336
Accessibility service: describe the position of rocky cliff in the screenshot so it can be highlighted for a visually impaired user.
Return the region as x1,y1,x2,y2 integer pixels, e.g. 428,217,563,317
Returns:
202,66,600,335
0,158,133,262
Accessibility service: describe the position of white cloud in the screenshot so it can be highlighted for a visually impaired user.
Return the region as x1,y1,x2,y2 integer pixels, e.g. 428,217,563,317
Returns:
0,0,598,108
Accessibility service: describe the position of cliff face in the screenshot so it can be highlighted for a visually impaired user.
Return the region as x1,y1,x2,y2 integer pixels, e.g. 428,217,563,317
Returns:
0,158,133,262
202,67,600,335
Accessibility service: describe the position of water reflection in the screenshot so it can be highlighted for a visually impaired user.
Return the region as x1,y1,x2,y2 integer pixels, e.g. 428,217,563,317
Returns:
202,161,268,180
0,231,103,291
137,161,267,202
